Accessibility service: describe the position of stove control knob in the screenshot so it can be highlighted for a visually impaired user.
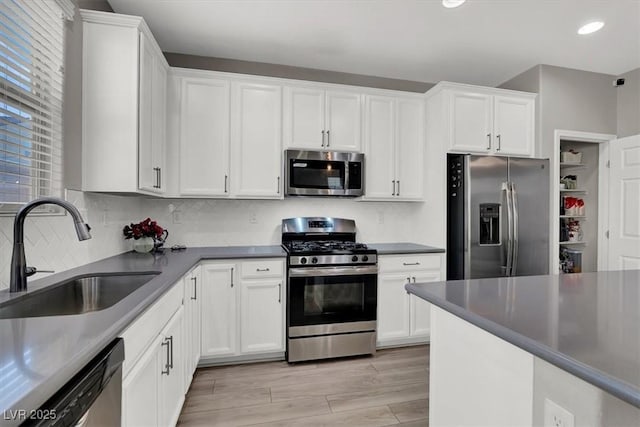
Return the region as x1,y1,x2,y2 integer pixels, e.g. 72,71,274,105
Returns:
352,255,359,262
311,257,318,264
300,257,307,265
362,255,369,262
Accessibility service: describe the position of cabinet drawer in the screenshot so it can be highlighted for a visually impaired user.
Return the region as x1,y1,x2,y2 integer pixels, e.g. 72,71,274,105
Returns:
379,254,442,273
120,281,183,376
240,259,284,278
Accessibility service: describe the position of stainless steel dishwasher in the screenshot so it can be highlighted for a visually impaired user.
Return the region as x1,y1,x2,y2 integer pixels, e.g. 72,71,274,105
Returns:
24,338,124,426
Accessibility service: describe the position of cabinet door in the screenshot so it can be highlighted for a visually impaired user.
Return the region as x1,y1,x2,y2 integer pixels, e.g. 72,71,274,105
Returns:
150,58,167,192
493,95,535,157
409,271,442,338
449,91,493,153
377,273,411,343
137,31,156,192
122,334,161,427
160,307,185,427
231,82,283,198
179,78,230,196
200,263,237,357
363,95,396,199
325,90,362,151
240,278,284,353
395,98,424,200
283,86,325,149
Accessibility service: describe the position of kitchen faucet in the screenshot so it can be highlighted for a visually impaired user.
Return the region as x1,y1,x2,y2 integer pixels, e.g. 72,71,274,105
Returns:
10,197,92,293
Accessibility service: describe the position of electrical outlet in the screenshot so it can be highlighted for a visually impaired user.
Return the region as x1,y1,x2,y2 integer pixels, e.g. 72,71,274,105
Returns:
544,398,575,427
249,211,258,224
172,210,183,224
377,211,384,224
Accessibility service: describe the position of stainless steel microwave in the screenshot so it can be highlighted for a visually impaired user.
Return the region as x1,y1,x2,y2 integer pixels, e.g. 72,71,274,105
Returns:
285,150,364,197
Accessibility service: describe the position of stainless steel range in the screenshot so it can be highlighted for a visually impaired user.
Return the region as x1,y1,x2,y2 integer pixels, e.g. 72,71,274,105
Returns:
282,217,377,362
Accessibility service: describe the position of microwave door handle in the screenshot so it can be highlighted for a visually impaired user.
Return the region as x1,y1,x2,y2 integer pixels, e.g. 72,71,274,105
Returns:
510,182,519,276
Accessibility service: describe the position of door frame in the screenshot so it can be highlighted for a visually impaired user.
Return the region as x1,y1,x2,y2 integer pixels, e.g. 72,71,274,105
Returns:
552,129,616,273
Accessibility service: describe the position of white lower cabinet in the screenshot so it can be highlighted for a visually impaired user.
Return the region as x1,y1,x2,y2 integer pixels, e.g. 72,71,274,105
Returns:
377,253,445,347
182,265,201,393
121,282,185,427
201,258,285,362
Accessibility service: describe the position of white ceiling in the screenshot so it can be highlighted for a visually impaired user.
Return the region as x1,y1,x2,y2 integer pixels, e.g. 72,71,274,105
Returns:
107,0,640,87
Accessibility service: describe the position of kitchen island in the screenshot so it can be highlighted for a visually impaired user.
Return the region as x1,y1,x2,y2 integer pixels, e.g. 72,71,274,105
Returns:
406,271,640,427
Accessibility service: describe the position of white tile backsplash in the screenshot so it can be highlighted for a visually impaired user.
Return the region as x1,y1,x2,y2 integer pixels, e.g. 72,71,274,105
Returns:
0,192,445,290
0,191,143,290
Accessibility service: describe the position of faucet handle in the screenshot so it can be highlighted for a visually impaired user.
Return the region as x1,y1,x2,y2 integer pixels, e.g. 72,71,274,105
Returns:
25,267,55,277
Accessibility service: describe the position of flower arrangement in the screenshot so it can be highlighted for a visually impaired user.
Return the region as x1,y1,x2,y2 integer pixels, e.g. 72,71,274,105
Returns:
123,218,165,240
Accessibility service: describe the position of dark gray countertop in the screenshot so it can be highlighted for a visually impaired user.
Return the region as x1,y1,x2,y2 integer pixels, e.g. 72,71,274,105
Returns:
0,245,286,418
405,270,640,408
368,243,445,254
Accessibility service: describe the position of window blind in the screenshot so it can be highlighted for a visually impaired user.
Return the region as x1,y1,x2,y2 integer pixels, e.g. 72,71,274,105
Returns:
0,0,73,210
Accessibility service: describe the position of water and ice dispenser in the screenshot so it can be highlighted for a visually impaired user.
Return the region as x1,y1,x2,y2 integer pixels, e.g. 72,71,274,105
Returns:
479,203,501,246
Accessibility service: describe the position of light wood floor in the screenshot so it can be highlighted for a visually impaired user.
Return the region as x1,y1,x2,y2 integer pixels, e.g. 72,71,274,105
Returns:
177,345,429,426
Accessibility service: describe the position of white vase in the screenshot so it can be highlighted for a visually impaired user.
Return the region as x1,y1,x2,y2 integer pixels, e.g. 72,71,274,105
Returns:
133,236,154,253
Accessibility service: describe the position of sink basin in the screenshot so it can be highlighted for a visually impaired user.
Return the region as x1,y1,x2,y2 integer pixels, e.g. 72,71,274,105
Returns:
0,272,160,319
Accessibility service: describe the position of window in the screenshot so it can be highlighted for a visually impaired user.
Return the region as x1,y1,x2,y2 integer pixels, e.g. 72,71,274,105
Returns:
0,0,74,211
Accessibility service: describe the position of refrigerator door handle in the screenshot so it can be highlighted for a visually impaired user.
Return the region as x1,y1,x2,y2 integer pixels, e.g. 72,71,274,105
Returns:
501,181,513,276
510,182,519,276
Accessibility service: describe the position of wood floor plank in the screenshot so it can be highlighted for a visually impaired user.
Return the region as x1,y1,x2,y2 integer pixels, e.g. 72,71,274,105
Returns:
177,397,331,427
178,346,431,427
246,405,400,427
388,399,429,423
327,381,429,413
182,387,271,414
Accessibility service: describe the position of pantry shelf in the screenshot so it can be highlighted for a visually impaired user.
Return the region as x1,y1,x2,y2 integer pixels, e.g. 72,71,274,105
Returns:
560,189,588,193
559,215,587,219
559,241,588,246
559,162,586,169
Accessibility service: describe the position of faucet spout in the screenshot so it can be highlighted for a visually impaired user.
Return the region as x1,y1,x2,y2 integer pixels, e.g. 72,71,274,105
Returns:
9,197,92,293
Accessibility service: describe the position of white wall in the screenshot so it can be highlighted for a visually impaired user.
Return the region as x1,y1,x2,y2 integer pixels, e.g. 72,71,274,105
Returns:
0,190,142,290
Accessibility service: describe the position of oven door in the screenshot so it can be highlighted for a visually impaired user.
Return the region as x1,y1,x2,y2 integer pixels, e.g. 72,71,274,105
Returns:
288,265,377,336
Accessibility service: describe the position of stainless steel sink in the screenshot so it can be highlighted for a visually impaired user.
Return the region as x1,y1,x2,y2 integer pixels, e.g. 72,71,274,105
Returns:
0,272,160,319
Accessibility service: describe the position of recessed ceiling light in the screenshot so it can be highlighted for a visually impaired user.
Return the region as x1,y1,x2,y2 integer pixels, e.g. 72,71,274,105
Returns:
578,21,604,35
442,0,466,8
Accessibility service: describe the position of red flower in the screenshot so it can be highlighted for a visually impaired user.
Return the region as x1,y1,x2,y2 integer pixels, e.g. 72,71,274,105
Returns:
123,218,165,240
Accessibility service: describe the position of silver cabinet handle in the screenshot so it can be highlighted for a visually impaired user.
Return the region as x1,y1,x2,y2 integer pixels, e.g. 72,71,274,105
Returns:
168,335,174,370
277,176,280,194
326,130,330,147
403,262,421,266
256,268,270,272
153,167,160,188
161,338,170,375
392,180,396,196
321,130,325,147
191,276,197,300
158,167,162,188
486,133,491,150
278,283,282,303
396,180,400,196
230,267,234,287
224,175,228,193
496,134,501,151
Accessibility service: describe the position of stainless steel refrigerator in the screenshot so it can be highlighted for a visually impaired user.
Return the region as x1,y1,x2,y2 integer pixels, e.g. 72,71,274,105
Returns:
447,154,550,280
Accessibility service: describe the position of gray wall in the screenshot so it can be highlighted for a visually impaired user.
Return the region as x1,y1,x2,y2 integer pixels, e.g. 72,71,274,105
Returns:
616,67,640,138
500,65,617,157
165,52,433,93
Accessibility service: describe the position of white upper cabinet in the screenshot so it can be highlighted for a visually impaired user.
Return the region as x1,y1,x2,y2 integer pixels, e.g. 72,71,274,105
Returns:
174,70,283,199
230,81,283,198
363,94,424,201
178,76,231,196
81,10,168,195
493,95,535,156
427,82,536,157
284,86,362,151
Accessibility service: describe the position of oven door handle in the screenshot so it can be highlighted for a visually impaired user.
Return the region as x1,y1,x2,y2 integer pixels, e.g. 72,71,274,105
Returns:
289,265,378,277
